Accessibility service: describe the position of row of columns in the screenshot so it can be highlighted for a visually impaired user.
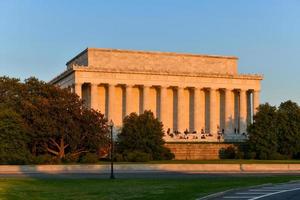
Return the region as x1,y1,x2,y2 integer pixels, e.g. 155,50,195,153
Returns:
73,83,260,137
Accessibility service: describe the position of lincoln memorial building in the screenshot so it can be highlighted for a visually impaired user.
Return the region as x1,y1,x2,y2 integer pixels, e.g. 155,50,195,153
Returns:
51,48,263,143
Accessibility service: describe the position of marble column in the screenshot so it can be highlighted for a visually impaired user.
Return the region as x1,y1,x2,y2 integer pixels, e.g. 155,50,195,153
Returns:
194,88,202,133
209,88,217,137
247,91,252,124
90,83,99,110
107,84,115,121
199,89,205,133
143,85,151,112
160,86,168,126
74,83,82,99
225,88,234,134
177,87,185,132
125,85,133,116
253,90,260,115
239,89,247,134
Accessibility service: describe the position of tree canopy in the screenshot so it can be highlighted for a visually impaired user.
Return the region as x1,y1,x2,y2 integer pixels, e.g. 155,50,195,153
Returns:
0,107,30,164
247,100,300,159
0,76,109,163
117,111,174,161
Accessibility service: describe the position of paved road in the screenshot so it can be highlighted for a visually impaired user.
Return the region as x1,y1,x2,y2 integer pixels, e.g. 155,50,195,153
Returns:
208,181,300,200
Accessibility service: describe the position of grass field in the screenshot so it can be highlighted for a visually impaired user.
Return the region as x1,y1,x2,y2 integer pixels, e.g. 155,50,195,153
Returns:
94,159,300,164
134,159,300,164
1,176,300,200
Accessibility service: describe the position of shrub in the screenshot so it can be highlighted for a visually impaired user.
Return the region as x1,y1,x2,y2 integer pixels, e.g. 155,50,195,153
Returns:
30,154,58,164
219,146,236,159
158,148,175,160
125,151,151,162
79,153,99,163
244,152,256,159
117,111,174,161
62,154,79,163
114,153,125,162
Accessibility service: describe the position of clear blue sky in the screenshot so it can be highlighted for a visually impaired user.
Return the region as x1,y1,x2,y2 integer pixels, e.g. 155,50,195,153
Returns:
0,0,299,105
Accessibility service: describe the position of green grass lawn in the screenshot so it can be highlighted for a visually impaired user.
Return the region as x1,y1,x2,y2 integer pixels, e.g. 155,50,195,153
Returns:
95,159,300,164
1,176,300,200
25,159,300,165
147,159,300,164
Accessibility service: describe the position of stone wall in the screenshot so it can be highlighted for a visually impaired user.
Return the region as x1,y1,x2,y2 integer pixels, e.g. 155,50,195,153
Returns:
165,142,238,160
67,48,238,75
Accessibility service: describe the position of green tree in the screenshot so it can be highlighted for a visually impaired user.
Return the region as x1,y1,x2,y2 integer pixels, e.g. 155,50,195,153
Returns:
22,78,109,159
247,103,279,159
117,111,174,161
0,76,109,162
277,101,300,158
0,107,30,164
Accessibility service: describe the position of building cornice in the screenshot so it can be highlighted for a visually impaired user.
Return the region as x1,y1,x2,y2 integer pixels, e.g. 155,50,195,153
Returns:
72,66,263,80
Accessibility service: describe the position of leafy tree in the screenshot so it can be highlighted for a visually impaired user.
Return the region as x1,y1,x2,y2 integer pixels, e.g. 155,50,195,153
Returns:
247,103,279,159
117,111,174,161
277,101,300,158
0,76,109,162
0,107,30,164
247,100,300,160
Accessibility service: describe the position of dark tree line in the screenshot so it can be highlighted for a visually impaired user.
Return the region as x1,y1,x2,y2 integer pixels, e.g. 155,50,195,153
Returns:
247,100,300,160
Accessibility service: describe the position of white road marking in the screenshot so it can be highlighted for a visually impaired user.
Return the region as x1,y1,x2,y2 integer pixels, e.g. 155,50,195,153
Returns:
249,189,281,192
236,192,270,195
223,197,255,199
249,187,300,200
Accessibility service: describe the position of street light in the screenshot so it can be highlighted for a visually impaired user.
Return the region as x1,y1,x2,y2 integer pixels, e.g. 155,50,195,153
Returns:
108,119,115,179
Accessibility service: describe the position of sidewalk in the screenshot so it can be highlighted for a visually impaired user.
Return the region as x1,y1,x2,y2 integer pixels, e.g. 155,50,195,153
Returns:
1,164,300,174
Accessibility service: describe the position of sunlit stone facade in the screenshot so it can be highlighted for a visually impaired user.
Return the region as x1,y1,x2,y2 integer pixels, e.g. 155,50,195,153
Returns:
51,48,263,142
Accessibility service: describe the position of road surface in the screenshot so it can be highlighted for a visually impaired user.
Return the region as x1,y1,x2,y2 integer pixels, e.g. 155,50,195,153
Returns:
207,181,300,200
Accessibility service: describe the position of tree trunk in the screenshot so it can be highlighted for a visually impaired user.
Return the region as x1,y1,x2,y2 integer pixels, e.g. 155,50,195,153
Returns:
46,138,69,159
59,138,65,159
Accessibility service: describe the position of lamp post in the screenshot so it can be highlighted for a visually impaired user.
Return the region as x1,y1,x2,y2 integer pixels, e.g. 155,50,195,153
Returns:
108,120,115,179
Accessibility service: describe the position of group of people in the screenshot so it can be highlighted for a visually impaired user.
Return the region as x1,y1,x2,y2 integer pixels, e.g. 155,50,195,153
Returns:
165,128,225,141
